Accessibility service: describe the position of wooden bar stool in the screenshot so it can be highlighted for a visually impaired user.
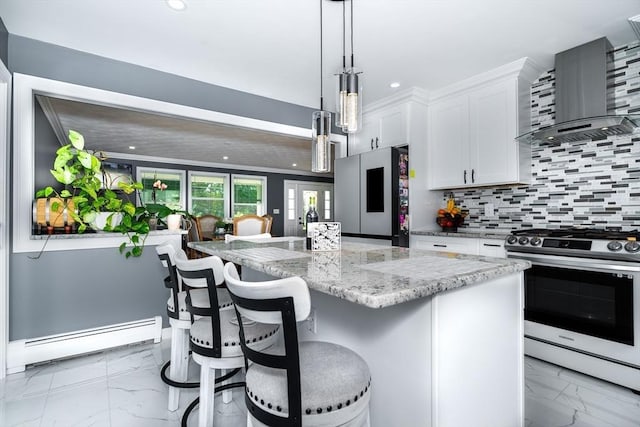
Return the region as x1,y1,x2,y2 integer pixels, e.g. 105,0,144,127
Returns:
223,263,372,427
176,255,280,427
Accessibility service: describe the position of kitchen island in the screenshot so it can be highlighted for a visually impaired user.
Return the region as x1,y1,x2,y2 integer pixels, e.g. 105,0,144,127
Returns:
190,238,530,427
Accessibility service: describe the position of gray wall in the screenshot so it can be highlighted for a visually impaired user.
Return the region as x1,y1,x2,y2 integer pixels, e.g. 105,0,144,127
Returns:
9,35,316,129
0,18,7,67
9,34,332,340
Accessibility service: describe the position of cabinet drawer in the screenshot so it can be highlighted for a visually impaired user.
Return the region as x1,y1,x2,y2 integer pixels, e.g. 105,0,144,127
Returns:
411,236,478,255
478,239,506,258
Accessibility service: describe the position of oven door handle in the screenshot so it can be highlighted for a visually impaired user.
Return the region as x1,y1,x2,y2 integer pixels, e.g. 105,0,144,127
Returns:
508,253,640,272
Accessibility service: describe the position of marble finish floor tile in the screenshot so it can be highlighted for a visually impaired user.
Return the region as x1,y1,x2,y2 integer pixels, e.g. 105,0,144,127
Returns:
1,340,639,426
525,356,640,427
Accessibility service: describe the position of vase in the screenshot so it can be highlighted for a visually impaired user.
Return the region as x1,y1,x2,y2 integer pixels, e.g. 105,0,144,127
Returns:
148,216,158,231
90,212,123,231
167,214,182,230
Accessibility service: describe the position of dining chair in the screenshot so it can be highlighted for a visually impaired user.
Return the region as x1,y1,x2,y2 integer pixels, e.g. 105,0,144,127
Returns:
196,214,221,241
233,214,267,236
176,255,280,427
262,214,273,234
155,242,233,412
186,216,202,258
223,262,372,427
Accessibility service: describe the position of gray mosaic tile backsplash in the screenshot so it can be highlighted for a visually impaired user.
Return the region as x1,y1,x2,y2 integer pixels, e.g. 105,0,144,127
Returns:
446,41,640,233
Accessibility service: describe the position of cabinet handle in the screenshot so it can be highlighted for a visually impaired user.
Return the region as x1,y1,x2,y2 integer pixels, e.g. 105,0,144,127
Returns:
434,244,447,248
472,168,475,183
463,170,467,184
483,243,501,247
375,137,379,148
371,138,374,150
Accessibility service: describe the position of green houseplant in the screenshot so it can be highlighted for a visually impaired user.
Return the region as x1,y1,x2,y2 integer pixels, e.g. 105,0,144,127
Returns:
35,129,151,258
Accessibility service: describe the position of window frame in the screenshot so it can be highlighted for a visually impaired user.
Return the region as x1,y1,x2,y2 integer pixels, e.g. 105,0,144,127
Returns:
231,174,268,217
187,171,230,218
136,167,187,210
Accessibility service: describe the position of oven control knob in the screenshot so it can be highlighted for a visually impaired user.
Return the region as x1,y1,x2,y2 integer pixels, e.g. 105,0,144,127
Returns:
506,236,518,245
607,241,623,252
530,237,542,246
624,241,640,253
518,236,530,245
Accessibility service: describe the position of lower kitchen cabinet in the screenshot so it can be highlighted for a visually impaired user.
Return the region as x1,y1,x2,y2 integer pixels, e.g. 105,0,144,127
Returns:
411,234,506,258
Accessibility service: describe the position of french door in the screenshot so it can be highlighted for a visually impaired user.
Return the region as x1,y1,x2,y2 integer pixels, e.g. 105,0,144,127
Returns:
283,181,333,237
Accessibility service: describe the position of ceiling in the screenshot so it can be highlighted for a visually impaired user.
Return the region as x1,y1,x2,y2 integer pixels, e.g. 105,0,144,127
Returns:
2,0,640,173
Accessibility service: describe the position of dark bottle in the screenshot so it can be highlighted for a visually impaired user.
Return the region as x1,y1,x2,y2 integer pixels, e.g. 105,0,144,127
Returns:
305,196,319,250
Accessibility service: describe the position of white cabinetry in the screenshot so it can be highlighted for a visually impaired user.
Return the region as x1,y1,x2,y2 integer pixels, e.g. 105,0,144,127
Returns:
411,235,479,255
478,238,507,258
411,234,507,258
428,58,541,190
352,104,408,155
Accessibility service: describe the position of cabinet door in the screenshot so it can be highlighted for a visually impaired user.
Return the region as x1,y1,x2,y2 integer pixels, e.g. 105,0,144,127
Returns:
428,96,469,189
468,80,518,186
378,105,407,149
334,155,361,234
360,148,392,236
351,114,379,156
478,239,506,258
411,235,479,255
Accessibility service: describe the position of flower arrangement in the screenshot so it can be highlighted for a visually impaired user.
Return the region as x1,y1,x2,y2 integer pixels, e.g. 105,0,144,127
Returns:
151,178,167,203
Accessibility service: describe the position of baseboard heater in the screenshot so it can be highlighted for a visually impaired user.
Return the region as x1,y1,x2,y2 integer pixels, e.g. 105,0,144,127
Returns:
7,316,163,374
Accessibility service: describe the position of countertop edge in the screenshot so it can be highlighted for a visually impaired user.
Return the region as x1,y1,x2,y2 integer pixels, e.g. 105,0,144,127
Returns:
411,229,510,240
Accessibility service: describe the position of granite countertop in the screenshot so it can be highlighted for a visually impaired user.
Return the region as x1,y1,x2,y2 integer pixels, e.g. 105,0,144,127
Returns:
190,238,530,309
411,229,511,240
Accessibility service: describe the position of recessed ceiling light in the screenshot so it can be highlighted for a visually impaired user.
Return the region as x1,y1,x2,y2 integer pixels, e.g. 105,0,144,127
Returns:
292,163,297,167
128,146,136,150
223,156,229,160
166,0,186,11
390,82,400,88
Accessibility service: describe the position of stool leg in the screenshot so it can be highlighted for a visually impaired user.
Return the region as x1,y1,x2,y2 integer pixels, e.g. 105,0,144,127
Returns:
198,360,216,427
222,368,232,404
168,325,190,411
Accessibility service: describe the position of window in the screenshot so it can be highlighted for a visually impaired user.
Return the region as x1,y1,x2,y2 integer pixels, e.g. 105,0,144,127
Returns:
188,172,229,218
324,190,331,220
231,175,267,217
137,167,186,210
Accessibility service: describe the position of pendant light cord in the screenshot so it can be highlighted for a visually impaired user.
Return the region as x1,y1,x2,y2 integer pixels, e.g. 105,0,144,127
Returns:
319,0,324,111
342,0,346,70
350,0,355,68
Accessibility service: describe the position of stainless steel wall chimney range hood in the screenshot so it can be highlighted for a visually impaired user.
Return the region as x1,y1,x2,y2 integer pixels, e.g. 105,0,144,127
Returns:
516,37,639,145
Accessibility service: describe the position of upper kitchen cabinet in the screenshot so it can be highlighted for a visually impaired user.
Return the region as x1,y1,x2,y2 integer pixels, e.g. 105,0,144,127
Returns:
348,88,428,156
427,58,542,190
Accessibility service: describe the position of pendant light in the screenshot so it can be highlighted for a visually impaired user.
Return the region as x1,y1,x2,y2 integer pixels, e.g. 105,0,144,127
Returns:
335,0,362,134
312,0,332,173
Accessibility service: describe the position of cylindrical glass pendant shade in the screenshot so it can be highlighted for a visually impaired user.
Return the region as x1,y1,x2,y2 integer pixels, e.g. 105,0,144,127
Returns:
344,69,362,134
335,71,349,129
312,110,332,173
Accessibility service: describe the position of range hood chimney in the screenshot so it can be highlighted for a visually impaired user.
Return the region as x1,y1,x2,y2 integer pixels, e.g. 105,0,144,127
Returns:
517,37,639,144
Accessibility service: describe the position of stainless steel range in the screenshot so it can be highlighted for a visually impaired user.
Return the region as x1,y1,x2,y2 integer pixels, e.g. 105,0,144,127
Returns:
505,228,640,392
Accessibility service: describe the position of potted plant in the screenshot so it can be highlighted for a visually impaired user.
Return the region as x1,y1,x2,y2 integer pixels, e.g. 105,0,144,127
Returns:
35,129,151,258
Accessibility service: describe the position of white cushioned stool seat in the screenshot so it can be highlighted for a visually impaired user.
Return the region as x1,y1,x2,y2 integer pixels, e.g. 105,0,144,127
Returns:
189,309,279,358
247,341,371,418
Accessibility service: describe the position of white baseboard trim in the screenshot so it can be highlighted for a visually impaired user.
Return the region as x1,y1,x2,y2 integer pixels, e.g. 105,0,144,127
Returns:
7,316,163,374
